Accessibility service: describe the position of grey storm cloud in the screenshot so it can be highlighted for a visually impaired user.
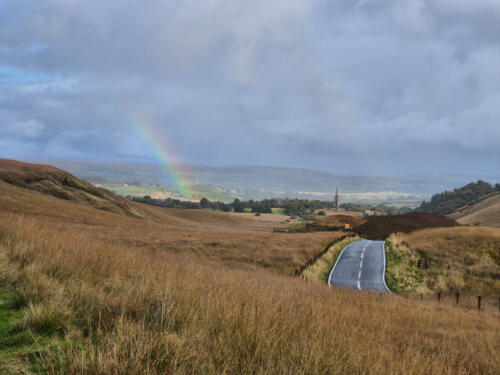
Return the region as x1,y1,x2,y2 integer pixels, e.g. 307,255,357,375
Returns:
0,0,499,175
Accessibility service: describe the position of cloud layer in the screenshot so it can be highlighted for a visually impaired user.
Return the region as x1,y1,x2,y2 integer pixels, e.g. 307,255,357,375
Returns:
1,0,499,175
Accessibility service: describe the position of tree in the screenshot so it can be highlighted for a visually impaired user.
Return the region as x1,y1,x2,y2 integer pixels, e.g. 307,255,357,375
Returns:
233,199,245,213
496,183,500,192
200,197,210,208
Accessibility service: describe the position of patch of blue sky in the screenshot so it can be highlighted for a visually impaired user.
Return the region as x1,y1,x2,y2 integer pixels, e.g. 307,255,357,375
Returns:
0,65,58,85
28,42,48,52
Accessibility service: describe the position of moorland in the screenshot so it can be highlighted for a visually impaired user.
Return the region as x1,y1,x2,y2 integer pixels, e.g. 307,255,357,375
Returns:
0,160,498,374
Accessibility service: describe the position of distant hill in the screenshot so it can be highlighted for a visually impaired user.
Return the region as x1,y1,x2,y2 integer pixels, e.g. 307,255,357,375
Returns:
448,193,500,228
23,159,499,202
0,159,143,217
419,181,499,215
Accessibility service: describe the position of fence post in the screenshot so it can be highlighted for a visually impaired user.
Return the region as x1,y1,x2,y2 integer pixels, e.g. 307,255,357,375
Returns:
437,291,441,302
477,296,481,311
455,292,460,305
498,297,500,313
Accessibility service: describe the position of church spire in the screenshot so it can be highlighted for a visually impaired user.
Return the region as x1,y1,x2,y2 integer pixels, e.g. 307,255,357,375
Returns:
335,187,339,211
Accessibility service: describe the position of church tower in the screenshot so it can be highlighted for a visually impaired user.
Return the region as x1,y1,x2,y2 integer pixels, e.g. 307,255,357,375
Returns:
335,187,339,211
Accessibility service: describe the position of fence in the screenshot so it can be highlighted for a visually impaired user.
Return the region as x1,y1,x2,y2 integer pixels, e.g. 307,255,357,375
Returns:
416,291,500,313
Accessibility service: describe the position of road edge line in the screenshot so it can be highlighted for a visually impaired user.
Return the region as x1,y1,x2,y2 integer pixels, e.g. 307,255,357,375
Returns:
328,240,358,287
382,241,392,294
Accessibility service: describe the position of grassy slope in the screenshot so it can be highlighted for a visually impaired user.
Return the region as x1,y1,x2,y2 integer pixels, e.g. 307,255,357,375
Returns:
0,159,143,217
449,193,500,228
0,162,498,373
0,216,498,374
386,226,500,296
0,179,343,275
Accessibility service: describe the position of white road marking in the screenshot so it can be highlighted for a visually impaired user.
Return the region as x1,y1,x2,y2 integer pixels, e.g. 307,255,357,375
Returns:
329,240,390,293
357,241,369,291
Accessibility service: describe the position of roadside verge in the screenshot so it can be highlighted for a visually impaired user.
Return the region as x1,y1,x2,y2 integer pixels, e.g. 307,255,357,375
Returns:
302,237,361,284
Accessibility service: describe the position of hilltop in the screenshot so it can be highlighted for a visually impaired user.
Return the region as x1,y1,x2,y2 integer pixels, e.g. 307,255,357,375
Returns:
0,159,144,217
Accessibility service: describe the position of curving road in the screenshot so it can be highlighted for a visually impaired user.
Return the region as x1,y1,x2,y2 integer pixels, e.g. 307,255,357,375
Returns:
328,239,391,293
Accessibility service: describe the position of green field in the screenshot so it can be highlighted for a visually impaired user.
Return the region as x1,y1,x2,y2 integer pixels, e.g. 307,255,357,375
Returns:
99,183,237,202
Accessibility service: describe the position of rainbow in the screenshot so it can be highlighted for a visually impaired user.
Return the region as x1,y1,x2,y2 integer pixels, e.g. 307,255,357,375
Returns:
126,111,193,199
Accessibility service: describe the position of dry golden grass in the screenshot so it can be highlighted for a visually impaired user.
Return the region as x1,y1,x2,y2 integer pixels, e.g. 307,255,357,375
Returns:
387,226,500,296
0,179,344,275
0,163,499,373
0,159,142,217
0,214,499,374
222,211,301,224
449,194,500,228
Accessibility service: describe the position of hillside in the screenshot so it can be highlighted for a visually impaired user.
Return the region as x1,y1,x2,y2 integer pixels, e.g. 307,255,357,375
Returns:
386,226,500,295
0,159,343,274
449,193,500,228
0,159,143,217
419,180,499,215
0,161,498,373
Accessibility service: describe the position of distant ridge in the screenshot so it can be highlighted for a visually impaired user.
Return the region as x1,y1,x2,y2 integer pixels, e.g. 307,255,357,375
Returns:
23,158,499,199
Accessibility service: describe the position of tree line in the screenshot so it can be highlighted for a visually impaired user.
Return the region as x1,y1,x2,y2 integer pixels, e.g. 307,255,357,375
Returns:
129,195,419,216
129,196,341,216
419,180,499,215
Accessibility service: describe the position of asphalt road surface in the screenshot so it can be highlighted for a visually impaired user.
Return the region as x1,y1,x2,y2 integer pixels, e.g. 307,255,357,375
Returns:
328,240,391,293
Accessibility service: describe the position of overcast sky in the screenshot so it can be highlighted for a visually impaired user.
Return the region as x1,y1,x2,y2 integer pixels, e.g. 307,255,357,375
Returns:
1,0,499,176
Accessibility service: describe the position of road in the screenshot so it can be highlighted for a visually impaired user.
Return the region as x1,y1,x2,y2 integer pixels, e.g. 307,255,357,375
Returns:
328,239,391,293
